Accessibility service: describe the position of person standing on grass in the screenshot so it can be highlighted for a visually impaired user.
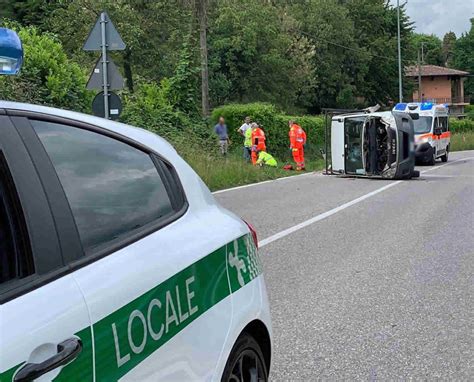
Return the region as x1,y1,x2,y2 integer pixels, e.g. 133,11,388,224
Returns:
289,120,306,170
237,116,252,161
251,123,266,165
214,116,229,156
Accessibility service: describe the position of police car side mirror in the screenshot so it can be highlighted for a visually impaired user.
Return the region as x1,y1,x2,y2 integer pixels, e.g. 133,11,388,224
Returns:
434,127,442,136
0,28,23,75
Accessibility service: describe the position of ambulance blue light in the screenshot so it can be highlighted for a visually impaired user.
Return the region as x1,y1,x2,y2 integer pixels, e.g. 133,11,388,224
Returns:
0,28,23,75
420,102,433,111
394,103,407,111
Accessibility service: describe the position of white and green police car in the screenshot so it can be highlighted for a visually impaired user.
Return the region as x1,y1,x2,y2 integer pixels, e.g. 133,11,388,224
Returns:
0,29,271,382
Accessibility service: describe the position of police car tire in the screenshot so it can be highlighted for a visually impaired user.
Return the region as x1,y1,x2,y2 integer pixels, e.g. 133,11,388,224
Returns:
221,332,268,382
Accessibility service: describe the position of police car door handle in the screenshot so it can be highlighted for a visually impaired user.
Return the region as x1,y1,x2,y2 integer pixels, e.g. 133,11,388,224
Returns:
14,338,82,382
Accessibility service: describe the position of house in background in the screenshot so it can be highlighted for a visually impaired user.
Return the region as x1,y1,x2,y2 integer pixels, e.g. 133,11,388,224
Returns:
405,65,470,118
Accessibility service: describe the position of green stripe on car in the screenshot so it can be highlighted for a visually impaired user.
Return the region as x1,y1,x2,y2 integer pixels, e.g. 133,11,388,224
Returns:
0,234,260,382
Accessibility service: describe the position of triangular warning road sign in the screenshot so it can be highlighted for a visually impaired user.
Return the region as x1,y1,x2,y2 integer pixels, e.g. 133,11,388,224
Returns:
83,11,126,51
86,55,124,90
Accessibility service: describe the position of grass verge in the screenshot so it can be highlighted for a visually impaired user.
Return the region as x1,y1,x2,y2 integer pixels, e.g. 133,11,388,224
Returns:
181,149,325,191
451,131,474,152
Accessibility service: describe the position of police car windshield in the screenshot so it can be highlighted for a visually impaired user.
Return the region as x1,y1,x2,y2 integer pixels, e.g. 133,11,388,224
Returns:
413,116,432,134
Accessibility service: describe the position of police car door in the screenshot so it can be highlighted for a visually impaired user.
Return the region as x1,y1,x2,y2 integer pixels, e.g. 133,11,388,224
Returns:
25,117,232,381
0,115,93,381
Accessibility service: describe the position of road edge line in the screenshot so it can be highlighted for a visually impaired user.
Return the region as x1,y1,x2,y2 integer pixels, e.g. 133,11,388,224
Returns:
212,171,318,195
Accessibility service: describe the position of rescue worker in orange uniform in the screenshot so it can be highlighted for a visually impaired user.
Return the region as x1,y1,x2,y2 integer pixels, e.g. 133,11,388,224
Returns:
251,123,266,165
289,120,306,170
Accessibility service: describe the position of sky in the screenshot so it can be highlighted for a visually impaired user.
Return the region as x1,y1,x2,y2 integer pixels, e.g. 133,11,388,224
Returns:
389,0,474,38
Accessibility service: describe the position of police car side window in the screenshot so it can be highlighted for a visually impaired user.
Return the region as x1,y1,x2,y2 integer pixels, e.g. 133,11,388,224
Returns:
0,155,33,285
31,120,175,255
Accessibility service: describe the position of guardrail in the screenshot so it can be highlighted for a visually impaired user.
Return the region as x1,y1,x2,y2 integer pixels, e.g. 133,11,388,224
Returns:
411,96,470,104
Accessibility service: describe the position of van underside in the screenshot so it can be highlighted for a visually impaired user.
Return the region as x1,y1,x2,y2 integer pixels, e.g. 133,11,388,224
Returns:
363,117,397,176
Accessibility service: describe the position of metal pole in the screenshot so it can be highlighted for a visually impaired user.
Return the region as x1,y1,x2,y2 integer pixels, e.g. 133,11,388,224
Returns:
421,41,425,63
418,50,422,102
324,112,328,174
100,12,109,119
397,0,403,103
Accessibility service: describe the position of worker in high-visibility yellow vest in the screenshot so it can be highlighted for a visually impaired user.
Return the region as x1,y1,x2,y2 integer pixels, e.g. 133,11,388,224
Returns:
256,150,277,167
244,126,253,162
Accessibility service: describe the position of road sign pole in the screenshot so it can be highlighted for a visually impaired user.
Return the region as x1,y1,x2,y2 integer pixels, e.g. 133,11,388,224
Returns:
100,12,109,119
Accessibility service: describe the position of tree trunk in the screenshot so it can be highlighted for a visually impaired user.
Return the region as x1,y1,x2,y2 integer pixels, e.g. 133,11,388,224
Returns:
196,0,210,117
123,47,134,93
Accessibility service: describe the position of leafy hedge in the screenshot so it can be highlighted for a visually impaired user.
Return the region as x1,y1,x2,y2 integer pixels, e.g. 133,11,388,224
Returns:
464,104,474,120
0,24,91,112
211,103,325,158
450,118,474,133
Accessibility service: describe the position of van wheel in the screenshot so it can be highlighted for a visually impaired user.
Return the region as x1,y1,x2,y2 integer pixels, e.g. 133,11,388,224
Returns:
222,333,268,382
428,149,436,165
441,146,449,162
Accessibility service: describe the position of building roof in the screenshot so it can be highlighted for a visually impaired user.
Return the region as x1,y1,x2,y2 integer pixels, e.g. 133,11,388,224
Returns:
405,65,469,77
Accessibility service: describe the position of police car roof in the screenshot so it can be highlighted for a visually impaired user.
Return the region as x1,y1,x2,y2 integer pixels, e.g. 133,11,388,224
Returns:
0,100,177,159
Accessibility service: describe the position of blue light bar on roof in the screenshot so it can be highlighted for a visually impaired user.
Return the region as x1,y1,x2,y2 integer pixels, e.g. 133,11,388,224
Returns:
394,103,407,111
420,102,433,111
0,28,23,75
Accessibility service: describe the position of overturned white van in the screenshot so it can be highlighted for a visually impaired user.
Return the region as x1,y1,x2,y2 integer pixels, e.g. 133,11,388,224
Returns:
330,110,419,179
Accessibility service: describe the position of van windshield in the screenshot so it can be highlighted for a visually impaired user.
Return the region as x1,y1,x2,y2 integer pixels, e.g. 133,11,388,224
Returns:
413,116,432,134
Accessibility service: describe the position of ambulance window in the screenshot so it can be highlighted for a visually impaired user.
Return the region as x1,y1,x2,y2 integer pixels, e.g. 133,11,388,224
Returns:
31,120,175,254
0,155,33,284
439,117,448,132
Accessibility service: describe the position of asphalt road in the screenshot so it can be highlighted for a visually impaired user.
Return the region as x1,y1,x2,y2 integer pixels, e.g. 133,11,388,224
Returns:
215,150,474,380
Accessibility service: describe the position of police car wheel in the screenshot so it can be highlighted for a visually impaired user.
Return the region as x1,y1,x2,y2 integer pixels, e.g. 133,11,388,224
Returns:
222,333,268,382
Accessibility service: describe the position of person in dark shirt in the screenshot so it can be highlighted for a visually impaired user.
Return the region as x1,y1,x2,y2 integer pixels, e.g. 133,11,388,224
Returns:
214,116,229,156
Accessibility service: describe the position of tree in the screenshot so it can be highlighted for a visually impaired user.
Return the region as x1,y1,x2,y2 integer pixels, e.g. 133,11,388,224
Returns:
454,18,474,97
196,0,210,116
207,0,305,110
0,0,60,27
342,0,413,105
442,31,457,67
409,33,443,66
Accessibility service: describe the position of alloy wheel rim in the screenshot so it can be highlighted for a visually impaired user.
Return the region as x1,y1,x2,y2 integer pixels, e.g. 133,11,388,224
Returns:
228,349,266,382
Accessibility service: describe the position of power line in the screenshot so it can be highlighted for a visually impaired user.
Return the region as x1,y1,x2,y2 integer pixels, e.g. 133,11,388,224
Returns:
297,30,416,65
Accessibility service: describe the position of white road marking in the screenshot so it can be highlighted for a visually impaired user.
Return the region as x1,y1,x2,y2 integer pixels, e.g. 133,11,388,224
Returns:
422,174,474,178
212,171,319,195
259,156,473,248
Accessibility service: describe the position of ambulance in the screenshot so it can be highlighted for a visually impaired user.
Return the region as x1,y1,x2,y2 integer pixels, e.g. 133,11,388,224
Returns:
0,28,272,381
393,102,450,165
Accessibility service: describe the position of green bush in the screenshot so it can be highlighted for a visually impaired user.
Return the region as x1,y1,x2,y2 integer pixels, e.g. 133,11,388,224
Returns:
120,81,213,151
449,118,474,133
0,24,91,112
211,103,325,159
464,104,474,120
